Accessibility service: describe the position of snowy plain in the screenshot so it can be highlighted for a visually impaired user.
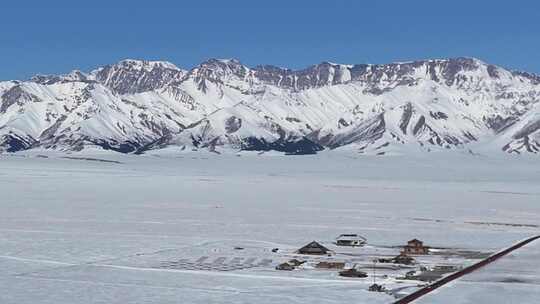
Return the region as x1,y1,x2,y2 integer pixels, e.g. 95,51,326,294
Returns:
416,239,540,303
1,149,539,303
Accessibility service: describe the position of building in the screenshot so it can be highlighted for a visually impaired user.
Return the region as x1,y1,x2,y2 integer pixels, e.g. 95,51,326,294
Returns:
335,234,367,247
339,268,368,278
288,259,306,266
433,265,458,272
316,261,345,269
401,239,429,255
297,241,331,255
393,253,415,265
377,257,394,263
368,284,387,292
379,253,415,265
275,263,295,271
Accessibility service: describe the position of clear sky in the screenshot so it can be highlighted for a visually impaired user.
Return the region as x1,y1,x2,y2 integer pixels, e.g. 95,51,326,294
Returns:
1,0,539,80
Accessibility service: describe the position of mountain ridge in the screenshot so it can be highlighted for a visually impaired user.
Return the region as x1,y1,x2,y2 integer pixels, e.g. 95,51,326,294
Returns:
1,57,539,155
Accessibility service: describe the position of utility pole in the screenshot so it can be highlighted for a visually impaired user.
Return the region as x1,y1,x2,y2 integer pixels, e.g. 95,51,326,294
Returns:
372,259,377,285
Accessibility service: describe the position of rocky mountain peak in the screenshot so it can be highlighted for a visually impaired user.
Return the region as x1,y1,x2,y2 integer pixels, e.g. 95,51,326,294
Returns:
512,71,540,84
251,62,353,90
92,59,187,94
251,57,489,91
30,69,91,85
192,58,249,78
187,58,251,92
114,59,180,71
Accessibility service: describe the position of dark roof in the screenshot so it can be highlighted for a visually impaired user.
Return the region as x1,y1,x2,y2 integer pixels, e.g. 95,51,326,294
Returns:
394,258,414,265
276,263,295,270
408,239,423,245
339,268,368,278
288,259,306,266
337,234,367,240
297,241,330,254
394,254,414,261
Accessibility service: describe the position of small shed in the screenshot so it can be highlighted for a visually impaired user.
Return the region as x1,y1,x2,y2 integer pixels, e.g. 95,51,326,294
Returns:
297,241,331,255
339,268,368,278
335,234,367,247
368,283,387,292
393,253,415,265
402,239,429,255
377,257,394,263
275,263,295,271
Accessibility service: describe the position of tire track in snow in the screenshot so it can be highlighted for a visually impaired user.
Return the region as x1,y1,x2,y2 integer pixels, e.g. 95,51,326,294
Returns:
4,254,363,285
91,263,364,284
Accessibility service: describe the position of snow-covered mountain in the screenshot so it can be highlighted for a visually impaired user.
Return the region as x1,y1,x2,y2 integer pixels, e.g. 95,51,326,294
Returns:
1,57,540,155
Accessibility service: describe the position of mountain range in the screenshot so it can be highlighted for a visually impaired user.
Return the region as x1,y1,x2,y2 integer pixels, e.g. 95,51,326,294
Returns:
1,57,539,155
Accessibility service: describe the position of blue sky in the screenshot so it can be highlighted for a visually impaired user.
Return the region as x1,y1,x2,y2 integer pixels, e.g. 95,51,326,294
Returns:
1,0,539,80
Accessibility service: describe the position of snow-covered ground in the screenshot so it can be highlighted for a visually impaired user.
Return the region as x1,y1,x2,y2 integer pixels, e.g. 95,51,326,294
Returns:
416,239,540,304
1,150,539,303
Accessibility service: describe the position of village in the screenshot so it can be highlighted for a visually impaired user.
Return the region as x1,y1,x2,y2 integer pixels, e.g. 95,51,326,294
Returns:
273,236,463,293
152,234,492,299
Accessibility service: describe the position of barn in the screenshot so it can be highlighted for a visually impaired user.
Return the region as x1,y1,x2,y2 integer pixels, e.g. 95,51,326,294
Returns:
297,241,331,255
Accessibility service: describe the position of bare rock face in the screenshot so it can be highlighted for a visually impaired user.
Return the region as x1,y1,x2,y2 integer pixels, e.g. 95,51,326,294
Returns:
252,58,493,93
0,133,36,152
513,71,540,85
399,103,414,135
1,85,42,113
485,115,518,133
253,62,352,90
1,57,540,155
224,116,242,133
188,59,250,93
503,132,540,154
93,59,187,94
